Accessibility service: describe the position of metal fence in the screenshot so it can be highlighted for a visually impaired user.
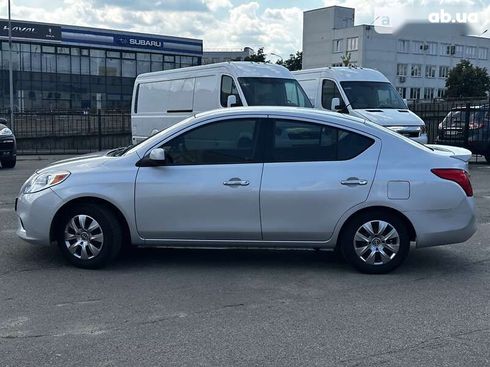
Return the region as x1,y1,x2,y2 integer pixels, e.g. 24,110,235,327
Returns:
2,99,490,158
410,100,490,162
1,112,131,154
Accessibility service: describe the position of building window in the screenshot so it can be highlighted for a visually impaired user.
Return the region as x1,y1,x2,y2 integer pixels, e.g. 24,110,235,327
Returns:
412,41,423,54
440,43,450,56
423,88,435,100
439,65,450,78
437,88,446,98
427,42,437,55
333,39,343,53
411,64,422,77
396,64,408,76
397,87,407,99
425,65,436,78
398,40,410,53
454,45,464,57
465,46,477,59
410,88,421,100
479,48,488,60
346,37,358,51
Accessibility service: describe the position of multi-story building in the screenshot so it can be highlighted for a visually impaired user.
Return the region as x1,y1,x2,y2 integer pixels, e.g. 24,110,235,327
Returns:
202,47,254,64
303,6,490,100
0,19,203,112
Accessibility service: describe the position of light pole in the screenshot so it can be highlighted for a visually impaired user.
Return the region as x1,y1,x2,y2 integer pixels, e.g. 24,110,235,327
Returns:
7,0,14,131
270,52,283,63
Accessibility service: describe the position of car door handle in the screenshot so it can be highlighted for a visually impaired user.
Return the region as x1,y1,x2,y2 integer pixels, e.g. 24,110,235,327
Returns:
223,179,250,186
341,178,368,186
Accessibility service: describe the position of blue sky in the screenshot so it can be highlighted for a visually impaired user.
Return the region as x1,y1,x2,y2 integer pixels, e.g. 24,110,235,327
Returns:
0,0,489,60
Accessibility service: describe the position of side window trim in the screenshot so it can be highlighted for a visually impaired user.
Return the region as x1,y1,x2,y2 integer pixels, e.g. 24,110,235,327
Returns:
158,117,265,166
220,75,243,108
264,118,375,163
321,79,346,111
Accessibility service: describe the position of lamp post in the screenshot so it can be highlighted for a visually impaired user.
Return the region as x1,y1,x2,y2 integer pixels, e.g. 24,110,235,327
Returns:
7,0,14,131
270,52,284,63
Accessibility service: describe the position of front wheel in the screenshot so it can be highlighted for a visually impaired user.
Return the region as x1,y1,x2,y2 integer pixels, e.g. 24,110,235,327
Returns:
1,158,16,168
56,204,122,269
340,211,410,274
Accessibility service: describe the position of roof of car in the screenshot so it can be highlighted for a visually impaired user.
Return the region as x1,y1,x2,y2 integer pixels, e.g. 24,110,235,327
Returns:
136,62,293,82
292,67,388,82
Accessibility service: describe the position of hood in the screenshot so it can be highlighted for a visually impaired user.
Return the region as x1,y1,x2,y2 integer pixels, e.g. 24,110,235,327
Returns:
353,109,424,127
38,150,112,173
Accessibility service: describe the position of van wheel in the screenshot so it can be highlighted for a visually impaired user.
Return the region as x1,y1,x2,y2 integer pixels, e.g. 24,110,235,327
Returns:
1,158,16,168
56,204,122,269
340,211,410,274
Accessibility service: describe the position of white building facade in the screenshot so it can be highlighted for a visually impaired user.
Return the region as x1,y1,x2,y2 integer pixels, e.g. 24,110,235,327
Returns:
303,6,490,100
202,47,254,65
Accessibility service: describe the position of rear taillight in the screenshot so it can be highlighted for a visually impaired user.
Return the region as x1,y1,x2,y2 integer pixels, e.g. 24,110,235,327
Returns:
431,169,473,197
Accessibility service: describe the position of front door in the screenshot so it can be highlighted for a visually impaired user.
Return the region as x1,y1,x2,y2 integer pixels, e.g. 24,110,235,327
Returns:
135,118,263,241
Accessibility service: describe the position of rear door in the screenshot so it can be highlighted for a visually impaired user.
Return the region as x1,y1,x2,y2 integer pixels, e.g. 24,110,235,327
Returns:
260,117,380,241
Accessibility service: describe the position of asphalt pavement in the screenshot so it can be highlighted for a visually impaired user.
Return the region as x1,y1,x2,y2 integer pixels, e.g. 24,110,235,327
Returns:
0,156,489,367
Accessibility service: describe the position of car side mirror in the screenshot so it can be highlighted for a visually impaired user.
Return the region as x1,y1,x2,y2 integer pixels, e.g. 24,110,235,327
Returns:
137,148,167,167
331,97,341,111
227,95,237,108
403,98,408,107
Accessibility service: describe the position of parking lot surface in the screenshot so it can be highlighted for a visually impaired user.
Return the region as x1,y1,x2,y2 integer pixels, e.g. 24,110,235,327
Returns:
1,156,490,366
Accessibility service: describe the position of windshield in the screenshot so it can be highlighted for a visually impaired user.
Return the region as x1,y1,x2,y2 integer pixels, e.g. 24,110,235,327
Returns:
238,78,312,108
340,81,406,110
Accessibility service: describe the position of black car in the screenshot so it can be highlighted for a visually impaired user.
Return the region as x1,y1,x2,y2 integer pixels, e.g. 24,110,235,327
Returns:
437,105,490,163
0,118,16,168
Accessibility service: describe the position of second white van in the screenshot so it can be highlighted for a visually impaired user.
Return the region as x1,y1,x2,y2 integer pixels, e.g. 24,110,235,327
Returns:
293,67,427,143
131,62,312,143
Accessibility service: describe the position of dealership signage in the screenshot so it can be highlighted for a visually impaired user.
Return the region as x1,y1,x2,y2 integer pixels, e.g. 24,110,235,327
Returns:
0,21,62,41
114,35,165,50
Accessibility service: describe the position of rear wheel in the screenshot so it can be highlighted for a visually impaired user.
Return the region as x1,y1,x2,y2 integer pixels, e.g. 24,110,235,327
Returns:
340,211,410,274
1,158,16,168
56,203,122,269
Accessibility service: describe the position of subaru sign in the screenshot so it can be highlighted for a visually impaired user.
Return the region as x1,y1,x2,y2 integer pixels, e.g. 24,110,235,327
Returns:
115,35,165,50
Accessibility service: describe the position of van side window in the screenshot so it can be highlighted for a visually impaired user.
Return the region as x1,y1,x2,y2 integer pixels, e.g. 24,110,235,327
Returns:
221,76,243,107
322,80,345,111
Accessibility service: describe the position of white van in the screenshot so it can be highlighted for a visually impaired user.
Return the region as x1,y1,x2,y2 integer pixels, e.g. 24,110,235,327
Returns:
131,62,312,143
293,67,427,143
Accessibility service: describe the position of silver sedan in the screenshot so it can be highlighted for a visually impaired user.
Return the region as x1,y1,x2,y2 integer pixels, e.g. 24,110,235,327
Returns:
16,107,477,273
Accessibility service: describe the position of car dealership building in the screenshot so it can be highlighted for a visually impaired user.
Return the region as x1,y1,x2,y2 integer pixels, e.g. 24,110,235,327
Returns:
0,20,203,112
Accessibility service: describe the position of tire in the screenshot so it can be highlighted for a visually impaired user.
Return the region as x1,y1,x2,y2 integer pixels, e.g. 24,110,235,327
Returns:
1,158,16,168
56,203,122,269
340,211,410,274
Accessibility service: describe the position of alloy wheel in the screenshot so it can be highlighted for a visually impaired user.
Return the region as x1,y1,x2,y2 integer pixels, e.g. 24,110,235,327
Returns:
64,215,104,260
353,220,400,266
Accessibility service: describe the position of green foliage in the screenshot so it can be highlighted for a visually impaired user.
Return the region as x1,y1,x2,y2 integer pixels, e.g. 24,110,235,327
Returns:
341,51,352,67
244,47,268,63
276,51,303,71
445,60,490,98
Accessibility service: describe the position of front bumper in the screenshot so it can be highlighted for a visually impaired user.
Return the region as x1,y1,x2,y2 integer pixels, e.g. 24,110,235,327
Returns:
15,188,63,246
0,135,16,159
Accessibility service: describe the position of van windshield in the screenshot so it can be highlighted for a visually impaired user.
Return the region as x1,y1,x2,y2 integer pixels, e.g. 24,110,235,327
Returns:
238,78,312,108
340,81,406,110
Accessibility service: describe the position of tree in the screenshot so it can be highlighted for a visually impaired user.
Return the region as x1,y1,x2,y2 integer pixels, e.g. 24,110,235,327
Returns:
341,51,352,66
276,51,302,71
244,47,268,63
445,60,490,98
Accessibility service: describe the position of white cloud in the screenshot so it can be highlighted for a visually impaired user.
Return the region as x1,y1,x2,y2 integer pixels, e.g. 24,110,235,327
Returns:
203,0,232,12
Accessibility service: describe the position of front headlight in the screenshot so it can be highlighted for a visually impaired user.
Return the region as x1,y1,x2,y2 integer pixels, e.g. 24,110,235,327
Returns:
22,171,70,194
0,127,13,136
420,124,426,134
